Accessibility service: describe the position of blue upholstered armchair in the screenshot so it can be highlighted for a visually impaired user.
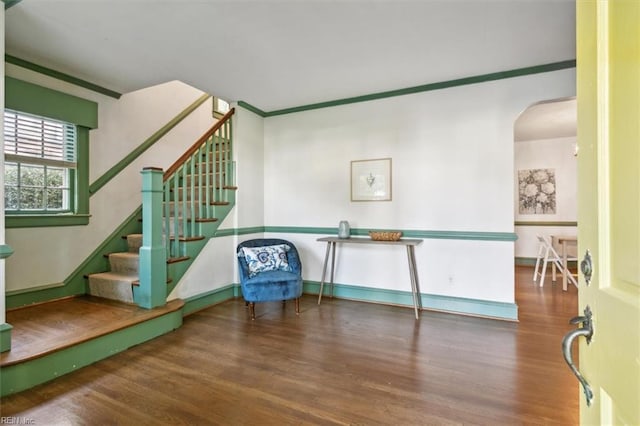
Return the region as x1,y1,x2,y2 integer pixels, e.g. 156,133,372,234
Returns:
236,238,303,320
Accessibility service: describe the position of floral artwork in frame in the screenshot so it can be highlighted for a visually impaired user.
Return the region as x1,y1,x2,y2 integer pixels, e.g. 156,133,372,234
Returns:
351,158,392,201
518,168,556,214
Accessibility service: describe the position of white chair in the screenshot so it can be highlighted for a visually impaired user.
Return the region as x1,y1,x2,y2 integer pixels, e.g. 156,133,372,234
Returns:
533,235,578,288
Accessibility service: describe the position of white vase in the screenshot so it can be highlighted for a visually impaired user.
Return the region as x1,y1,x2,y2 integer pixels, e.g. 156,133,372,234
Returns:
338,220,350,239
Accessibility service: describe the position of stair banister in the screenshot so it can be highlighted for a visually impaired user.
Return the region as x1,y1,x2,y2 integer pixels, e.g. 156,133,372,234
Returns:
164,108,235,179
138,108,235,305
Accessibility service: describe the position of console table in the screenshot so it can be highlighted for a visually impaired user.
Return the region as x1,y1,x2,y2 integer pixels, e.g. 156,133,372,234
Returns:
316,236,424,319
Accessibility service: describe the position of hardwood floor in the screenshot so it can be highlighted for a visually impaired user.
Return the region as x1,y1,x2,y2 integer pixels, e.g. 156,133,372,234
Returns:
1,266,579,425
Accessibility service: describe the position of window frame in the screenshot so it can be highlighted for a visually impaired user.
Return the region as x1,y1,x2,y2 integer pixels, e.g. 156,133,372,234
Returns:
4,109,77,213
4,77,97,228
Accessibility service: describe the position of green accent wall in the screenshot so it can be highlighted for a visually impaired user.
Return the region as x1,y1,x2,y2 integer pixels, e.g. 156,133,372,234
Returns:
239,59,576,117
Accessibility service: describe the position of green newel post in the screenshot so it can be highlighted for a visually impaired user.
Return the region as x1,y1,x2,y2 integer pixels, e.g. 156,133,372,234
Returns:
137,168,167,309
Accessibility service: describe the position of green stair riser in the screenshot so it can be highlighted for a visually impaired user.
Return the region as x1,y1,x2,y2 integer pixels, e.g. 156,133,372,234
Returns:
0,310,183,397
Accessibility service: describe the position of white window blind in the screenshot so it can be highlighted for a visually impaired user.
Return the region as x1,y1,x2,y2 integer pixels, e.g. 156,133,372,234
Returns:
3,109,76,167
3,109,76,212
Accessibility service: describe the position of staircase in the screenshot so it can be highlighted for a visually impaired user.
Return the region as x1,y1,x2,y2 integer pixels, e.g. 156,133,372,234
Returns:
88,234,141,303
87,108,236,305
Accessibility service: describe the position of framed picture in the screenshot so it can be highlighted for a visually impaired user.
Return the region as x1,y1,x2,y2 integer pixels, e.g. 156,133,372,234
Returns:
351,158,392,201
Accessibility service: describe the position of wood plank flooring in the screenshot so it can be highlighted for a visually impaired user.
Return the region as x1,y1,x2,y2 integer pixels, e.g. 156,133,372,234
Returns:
0,266,579,425
1,296,184,367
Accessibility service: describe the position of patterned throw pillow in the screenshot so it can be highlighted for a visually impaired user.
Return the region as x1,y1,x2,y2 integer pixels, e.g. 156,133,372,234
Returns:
240,244,292,278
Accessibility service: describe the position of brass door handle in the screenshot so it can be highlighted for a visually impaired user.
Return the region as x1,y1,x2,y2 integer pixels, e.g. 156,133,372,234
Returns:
561,306,594,406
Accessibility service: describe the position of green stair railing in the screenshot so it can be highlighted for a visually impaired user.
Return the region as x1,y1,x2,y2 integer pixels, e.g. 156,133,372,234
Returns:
138,108,235,307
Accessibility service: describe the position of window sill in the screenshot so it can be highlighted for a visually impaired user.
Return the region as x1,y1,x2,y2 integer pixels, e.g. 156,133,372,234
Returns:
5,214,91,228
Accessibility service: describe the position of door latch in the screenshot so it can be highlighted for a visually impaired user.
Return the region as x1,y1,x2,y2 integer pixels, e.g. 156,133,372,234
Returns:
581,250,594,286
562,305,594,406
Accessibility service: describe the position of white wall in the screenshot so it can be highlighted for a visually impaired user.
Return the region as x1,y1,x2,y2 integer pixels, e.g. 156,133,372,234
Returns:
257,69,575,306
514,136,577,259
4,65,217,293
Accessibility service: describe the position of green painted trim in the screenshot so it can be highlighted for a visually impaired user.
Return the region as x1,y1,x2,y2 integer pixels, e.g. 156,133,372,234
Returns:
515,221,578,227
5,281,65,297
237,101,267,117
5,127,90,228
0,310,182,397
182,284,238,315
263,226,517,242
75,127,91,216
264,226,335,235
5,214,91,228
401,229,517,241
214,226,265,237
0,323,13,353
6,55,122,99
3,0,22,9
5,76,99,128
0,244,15,259
515,257,538,266
89,93,211,195
242,60,576,117
5,207,142,308
515,256,575,267
304,280,518,321
138,169,167,309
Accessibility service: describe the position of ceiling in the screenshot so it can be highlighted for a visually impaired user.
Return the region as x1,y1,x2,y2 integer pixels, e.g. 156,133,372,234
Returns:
515,97,576,142
5,0,576,138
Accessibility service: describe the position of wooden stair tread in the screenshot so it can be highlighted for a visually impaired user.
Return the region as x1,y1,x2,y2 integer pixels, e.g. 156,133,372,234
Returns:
167,256,190,264
1,296,184,367
194,218,218,223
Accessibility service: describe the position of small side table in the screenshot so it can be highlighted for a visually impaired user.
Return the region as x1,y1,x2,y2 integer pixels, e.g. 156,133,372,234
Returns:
316,236,424,319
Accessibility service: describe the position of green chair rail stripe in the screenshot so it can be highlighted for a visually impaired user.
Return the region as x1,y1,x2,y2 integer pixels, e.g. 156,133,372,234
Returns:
238,59,576,117
4,54,122,99
515,221,578,227
216,226,517,242
6,55,122,99
89,93,211,195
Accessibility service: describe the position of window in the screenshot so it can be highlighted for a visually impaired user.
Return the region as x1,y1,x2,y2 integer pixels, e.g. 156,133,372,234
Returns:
213,97,231,118
4,109,77,212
